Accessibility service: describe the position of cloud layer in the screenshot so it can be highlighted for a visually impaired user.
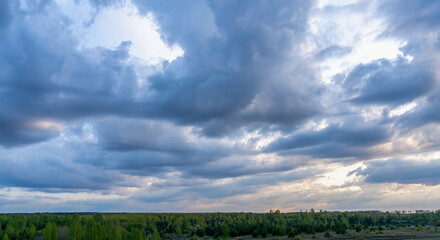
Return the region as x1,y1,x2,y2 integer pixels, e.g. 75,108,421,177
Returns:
1,0,440,212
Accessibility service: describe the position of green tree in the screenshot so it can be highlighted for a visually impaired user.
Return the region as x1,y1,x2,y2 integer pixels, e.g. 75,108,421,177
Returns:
251,228,258,238
261,227,268,238
288,227,296,238
109,225,123,240
182,218,190,233
26,225,37,239
86,218,99,240
341,217,350,230
69,216,83,240
43,222,58,240
279,224,287,235
175,225,182,236
148,227,161,240
5,223,17,239
222,224,230,237
130,228,143,240
3,233,9,240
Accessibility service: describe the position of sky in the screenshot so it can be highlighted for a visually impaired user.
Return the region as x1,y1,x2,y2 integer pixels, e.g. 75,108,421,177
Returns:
0,0,440,213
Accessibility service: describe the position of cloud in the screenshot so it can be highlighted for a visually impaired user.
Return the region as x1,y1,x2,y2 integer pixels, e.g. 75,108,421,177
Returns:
132,0,322,136
342,57,435,106
0,3,144,147
357,158,440,185
182,154,308,179
81,118,236,177
379,0,440,39
84,118,310,180
265,121,390,159
0,117,61,148
314,45,351,60
2,0,440,212
0,158,118,190
0,124,138,192
95,119,195,152
133,167,320,203
0,145,126,191
0,0,322,149
366,0,440,129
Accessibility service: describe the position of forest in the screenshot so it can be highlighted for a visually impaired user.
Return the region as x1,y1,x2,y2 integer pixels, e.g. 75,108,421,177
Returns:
1,210,440,240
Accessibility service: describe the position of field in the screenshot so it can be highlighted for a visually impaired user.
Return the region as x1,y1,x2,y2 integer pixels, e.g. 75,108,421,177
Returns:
165,226,440,240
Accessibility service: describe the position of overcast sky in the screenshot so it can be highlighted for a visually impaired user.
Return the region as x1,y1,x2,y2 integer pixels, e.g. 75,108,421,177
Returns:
1,0,440,212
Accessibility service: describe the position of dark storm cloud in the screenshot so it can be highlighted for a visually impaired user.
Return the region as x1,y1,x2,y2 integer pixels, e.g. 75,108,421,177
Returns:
342,57,435,106
357,158,440,186
265,122,390,158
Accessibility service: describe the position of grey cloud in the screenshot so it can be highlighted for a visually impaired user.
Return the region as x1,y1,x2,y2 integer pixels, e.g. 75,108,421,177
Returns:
0,4,142,146
379,0,440,39
0,127,136,192
314,45,351,60
367,0,440,130
357,158,440,185
281,143,373,159
343,57,435,106
133,0,321,137
95,119,194,152
4,0,440,211
0,156,123,190
0,0,322,150
83,118,235,176
194,168,319,199
83,150,226,178
134,167,320,203
0,196,135,213
265,122,390,158
183,156,307,179
0,117,61,148
84,119,304,180
395,91,440,130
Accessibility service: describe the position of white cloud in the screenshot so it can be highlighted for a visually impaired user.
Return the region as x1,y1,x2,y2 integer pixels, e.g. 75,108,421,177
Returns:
389,101,418,117
309,0,407,84
56,0,183,64
315,162,364,187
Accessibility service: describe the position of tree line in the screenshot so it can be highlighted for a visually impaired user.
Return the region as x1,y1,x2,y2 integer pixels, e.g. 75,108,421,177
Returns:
1,209,440,239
